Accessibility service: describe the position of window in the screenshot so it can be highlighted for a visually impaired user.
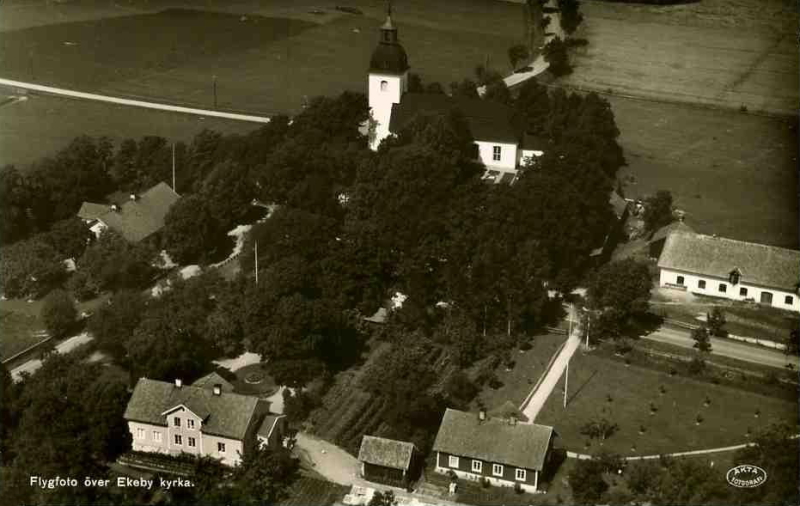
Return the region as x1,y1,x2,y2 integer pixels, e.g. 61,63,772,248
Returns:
515,469,527,481
174,434,182,446
492,146,502,162
136,428,145,440
785,295,794,305
187,419,195,429
218,442,226,453
173,416,181,427
492,464,503,477
718,283,727,293
472,460,482,473
448,455,459,468
697,279,706,289
740,287,748,297
188,437,196,448
153,431,162,442
760,292,773,305
676,275,685,286
380,80,388,91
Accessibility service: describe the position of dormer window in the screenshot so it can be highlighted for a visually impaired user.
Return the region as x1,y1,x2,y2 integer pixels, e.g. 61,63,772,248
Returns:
729,269,741,285
380,80,388,91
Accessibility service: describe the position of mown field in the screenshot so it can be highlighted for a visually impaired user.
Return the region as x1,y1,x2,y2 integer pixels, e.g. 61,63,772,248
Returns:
0,94,258,168
611,96,799,248
535,351,798,456
0,1,525,114
564,0,798,115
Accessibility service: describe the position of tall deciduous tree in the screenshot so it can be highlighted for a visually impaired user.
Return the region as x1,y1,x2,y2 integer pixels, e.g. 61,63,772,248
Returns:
41,289,77,338
163,194,229,265
0,238,65,298
643,190,674,232
543,36,572,77
508,44,530,70
558,0,584,35
88,290,147,364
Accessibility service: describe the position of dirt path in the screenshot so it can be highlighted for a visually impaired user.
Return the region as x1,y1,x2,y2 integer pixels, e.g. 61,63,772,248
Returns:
294,432,360,486
10,332,92,382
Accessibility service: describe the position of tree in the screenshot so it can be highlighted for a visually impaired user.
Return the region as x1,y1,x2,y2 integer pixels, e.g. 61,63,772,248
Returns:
515,79,551,136
199,160,255,231
706,307,727,337
41,217,92,259
580,417,618,440
369,490,398,506
734,423,800,505
483,79,512,106
425,82,446,94
643,190,674,232
449,79,479,99
0,165,35,245
543,37,572,77
568,459,608,504
0,238,65,298
787,323,799,355
508,44,531,70
74,229,156,295
691,325,712,353
163,195,229,265
588,259,652,317
230,444,299,505
625,460,661,496
41,289,77,338
558,0,584,35
88,290,147,363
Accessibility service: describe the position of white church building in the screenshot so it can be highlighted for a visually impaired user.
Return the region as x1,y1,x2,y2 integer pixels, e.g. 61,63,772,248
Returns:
366,9,543,183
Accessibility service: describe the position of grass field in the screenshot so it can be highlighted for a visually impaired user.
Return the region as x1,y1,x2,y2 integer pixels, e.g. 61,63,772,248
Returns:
0,1,524,114
473,333,567,411
611,96,799,248
534,351,798,456
564,0,799,115
0,94,258,167
0,307,48,361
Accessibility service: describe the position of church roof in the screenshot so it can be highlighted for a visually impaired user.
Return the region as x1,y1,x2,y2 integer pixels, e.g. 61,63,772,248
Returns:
389,93,518,144
370,41,409,74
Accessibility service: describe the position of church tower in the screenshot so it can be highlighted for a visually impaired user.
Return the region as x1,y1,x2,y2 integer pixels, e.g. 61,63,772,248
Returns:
367,2,409,151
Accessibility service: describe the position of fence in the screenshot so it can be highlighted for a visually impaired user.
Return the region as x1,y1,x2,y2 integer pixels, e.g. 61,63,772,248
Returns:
664,318,787,350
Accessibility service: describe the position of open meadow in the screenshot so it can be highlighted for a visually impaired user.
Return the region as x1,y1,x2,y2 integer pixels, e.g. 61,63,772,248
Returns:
0,94,258,168
611,95,799,248
534,350,799,456
564,0,798,115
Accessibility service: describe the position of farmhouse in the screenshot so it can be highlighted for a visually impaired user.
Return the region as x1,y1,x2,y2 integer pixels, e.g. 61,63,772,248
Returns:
357,435,418,487
78,181,180,242
367,8,540,182
658,231,800,313
124,377,273,466
432,408,554,493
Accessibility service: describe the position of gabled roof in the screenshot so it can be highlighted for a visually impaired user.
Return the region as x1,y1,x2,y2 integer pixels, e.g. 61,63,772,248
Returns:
657,232,800,292
124,378,260,440
257,414,284,439
192,371,235,393
649,220,694,244
78,182,180,242
487,401,529,423
389,93,518,144
358,435,415,471
432,408,553,471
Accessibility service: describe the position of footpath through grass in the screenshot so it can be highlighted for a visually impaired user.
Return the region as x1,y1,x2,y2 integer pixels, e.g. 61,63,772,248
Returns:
534,350,798,456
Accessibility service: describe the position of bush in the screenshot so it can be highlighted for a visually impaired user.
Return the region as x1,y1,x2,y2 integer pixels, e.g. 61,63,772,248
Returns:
688,357,706,375
488,375,504,390
0,238,66,298
543,37,572,77
42,289,77,337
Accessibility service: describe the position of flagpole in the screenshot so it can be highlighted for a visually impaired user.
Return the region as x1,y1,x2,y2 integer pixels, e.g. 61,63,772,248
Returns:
564,360,569,408
254,241,258,284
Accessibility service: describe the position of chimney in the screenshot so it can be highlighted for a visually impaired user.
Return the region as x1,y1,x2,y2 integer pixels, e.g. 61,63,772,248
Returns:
110,204,119,212
129,193,138,201
478,409,486,422
508,415,517,426
175,378,182,388
213,384,222,396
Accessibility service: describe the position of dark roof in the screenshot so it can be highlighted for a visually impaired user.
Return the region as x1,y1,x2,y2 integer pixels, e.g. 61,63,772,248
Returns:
433,409,553,471
124,378,260,440
370,15,408,74
657,232,800,291
79,182,180,242
649,220,694,243
389,93,518,144
358,435,415,470
521,133,548,151
257,414,284,439
192,372,235,393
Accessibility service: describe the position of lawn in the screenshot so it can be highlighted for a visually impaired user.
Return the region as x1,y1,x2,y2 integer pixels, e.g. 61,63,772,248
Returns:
279,476,350,506
232,362,279,397
611,95,799,248
0,94,258,168
473,333,568,411
564,0,798,115
0,307,47,361
534,350,798,456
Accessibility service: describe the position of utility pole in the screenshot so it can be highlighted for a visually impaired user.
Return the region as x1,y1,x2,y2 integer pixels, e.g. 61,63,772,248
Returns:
212,75,218,109
586,312,591,349
254,241,258,284
171,142,176,193
563,359,569,408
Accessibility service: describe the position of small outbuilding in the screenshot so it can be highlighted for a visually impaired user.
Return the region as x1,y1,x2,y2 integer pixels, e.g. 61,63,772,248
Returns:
357,435,418,487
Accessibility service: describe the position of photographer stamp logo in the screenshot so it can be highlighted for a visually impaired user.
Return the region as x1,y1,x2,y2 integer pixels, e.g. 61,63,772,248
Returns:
726,465,767,488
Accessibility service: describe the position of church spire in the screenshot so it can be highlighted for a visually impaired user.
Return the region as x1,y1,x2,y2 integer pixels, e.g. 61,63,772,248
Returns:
381,0,397,41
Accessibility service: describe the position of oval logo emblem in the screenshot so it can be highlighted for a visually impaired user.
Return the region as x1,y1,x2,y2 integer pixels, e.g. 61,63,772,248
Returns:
726,465,767,488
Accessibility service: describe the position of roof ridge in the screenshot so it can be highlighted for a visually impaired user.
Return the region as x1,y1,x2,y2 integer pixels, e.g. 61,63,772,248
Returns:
684,232,800,254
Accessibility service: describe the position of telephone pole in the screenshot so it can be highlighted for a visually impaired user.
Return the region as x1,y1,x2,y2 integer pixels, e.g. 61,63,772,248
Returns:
212,75,218,109
254,241,258,284
564,359,569,408
171,142,176,193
